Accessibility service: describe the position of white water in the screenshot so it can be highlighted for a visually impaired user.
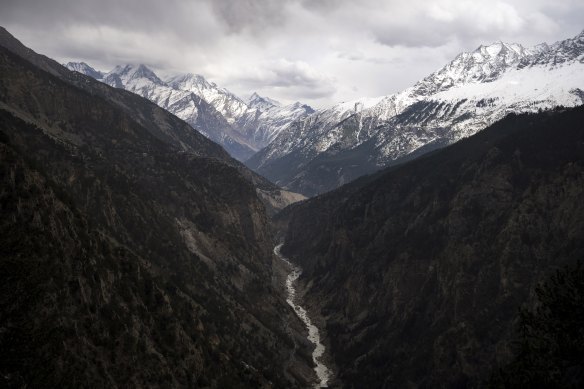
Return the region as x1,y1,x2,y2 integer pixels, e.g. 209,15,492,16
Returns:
274,244,331,388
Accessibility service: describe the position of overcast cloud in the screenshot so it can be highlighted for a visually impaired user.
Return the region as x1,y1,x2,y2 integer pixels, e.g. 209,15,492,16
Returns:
1,0,583,107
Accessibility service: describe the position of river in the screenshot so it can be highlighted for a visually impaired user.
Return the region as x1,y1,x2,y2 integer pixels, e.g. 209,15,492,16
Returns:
274,244,332,388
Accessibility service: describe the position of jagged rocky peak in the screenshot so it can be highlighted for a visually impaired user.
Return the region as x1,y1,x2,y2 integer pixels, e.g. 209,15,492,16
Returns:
532,42,551,54
412,40,531,96
64,61,104,79
528,28,584,66
248,92,281,110
557,28,584,52
474,41,529,61
471,41,531,73
165,72,249,125
166,72,213,90
414,30,584,96
107,63,164,85
166,72,239,102
290,101,315,114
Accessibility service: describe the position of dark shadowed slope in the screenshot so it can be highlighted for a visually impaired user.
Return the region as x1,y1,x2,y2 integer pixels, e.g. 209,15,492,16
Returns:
490,262,584,388
0,26,303,215
281,105,584,388
0,28,315,388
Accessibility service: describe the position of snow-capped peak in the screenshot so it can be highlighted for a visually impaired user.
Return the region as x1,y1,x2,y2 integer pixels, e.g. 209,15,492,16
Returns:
333,96,385,113
474,41,529,59
289,102,314,113
106,64,164,85
165,72,249,124
526,29,584,67
64,61,104,79
248,92,262,102
411,40,532,96
166,73,214,92
165,72,239,101
248,92,282,110
248,30,584,196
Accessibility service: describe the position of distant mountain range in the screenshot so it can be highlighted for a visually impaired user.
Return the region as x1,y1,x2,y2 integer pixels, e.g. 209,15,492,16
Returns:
65,31,583,197
64,62,314,161
248,30,584,196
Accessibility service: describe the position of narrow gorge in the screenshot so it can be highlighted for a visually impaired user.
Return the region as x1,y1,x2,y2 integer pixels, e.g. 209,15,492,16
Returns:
274,244,332,388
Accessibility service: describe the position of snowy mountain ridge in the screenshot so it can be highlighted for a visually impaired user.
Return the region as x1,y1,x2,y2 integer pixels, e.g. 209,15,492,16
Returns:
248,92,282,110
65,62,314,160
246,30,584,196
237,99,316,149
96,63,259,160
166,73,250,125
64,61,104,80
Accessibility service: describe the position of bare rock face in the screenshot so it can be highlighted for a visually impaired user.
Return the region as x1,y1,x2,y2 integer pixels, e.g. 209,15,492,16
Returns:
0,28,314,388
281,106,584,387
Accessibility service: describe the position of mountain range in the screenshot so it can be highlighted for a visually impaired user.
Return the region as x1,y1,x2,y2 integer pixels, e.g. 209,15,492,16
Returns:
248,30,584,196
64,62,314,162
65,31,583,198
2,24,584,388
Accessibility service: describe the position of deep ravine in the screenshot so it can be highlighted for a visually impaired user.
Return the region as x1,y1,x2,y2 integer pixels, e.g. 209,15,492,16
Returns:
274,244,332,388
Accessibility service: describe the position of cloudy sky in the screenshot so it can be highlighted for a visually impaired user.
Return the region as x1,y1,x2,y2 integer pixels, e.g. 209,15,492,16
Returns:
1,0,583,107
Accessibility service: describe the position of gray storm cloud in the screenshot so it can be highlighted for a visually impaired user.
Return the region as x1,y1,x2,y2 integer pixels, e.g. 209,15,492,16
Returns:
0,0,582,107
208,0,293,33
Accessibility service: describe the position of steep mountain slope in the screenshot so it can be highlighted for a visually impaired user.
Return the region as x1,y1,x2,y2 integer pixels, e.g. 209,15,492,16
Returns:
491,262,584,388
164,75,315,151
280,105,584,387
166,73,250,126
249,92,281,111
0,28,315,387
249,30,584,196
101,64,257,161
62,60,304,213
67,63,314,160
64,61,104,79
237,94,315,150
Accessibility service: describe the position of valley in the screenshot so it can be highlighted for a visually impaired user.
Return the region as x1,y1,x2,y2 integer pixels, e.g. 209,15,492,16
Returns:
1,20,583,389
275,244,332,388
